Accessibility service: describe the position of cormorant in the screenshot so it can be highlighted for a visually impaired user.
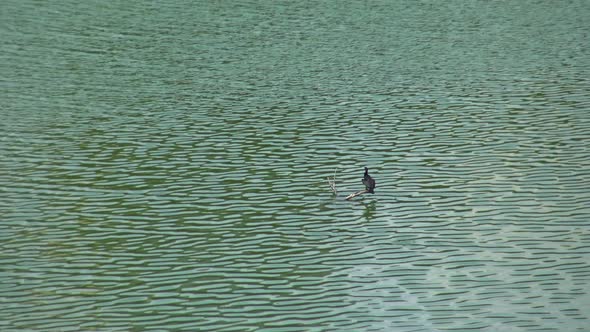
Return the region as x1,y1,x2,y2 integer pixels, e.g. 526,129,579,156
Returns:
362,167,376,194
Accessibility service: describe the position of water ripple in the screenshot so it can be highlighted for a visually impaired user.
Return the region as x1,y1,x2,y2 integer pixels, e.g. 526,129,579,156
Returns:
2,0,590,331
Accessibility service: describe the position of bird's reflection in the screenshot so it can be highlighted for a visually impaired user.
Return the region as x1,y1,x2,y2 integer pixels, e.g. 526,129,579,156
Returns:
361,200,376,221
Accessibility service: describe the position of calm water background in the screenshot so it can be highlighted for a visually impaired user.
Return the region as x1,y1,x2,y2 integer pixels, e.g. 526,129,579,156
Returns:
2,1,590,331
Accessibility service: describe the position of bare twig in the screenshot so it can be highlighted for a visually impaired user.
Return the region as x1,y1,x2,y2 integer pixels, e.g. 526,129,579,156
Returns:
326,168,338,195
327,177,337,195
345,190,369,200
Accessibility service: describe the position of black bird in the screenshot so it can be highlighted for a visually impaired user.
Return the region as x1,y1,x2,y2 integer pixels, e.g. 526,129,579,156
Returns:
362,167,376,194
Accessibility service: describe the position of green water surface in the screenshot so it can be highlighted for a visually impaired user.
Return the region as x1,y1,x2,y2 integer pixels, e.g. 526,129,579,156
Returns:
2,1,590,331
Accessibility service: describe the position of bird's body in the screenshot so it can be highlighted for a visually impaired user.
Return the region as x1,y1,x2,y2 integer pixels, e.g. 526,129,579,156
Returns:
362,167,376,194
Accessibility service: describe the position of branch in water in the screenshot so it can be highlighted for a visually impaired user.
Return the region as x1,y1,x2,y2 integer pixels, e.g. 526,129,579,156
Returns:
345,189,368,200
327,169,338,195
327,177,337,195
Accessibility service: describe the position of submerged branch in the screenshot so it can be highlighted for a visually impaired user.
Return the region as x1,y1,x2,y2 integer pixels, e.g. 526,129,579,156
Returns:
345,189,369,200
327,169,338,195
327,168,372,200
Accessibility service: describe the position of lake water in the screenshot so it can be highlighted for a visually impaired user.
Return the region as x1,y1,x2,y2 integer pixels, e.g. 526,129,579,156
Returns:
2,1,590,331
